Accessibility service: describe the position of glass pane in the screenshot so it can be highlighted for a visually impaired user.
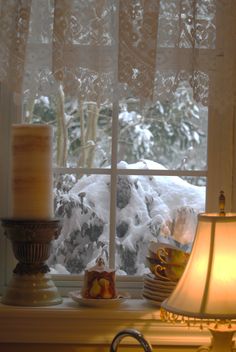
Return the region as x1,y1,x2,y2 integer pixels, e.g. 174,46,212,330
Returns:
115,175,206,276
118,81,208,171
49,173,110,274
24,98,113,168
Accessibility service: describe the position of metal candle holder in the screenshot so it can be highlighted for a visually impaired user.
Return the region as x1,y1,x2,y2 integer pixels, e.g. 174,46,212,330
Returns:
1,218,62,306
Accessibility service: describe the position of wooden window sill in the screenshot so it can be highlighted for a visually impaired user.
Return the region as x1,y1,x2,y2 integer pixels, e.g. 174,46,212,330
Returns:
0,298,210,347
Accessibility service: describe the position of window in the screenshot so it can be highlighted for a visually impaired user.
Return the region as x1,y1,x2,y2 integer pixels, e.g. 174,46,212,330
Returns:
0,0,236,297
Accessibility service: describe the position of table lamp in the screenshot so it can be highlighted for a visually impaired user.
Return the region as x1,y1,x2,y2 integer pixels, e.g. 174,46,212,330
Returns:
161,192,236,352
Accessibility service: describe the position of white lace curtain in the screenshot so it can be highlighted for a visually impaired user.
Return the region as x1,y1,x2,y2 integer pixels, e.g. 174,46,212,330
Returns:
0,0,236,111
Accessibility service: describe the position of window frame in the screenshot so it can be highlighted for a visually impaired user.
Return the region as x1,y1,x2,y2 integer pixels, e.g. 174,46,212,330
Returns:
0,75,235,297
1,1,236,295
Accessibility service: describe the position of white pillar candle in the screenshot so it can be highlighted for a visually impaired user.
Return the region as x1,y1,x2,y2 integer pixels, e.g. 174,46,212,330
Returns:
11,124,54,219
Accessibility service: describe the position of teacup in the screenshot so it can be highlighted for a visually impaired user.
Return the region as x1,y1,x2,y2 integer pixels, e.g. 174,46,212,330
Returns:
148,241,189,266
146,256,186,281
157,247,189,266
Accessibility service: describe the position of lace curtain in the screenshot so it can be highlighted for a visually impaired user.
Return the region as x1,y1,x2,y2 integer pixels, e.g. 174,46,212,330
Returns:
1,0,235,113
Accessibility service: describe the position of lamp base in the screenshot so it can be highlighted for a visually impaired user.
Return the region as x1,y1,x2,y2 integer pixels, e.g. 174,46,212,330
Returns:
2,273,62,306
197,328,235,352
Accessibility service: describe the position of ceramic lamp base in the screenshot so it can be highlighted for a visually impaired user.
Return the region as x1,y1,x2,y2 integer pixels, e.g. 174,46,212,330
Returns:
2,273,62,306
197,329,236,352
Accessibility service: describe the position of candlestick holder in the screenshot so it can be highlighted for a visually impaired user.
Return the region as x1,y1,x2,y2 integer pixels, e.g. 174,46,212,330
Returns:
1,218,62,306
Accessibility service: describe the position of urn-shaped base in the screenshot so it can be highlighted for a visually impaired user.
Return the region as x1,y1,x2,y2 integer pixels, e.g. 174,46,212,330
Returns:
1,218,62,306
2,273,62,306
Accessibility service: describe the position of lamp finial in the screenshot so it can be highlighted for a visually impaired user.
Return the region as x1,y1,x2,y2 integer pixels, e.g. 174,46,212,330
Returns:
219,190,225,216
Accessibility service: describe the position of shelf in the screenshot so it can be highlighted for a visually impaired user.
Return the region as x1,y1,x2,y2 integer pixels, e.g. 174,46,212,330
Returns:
0,298,210,347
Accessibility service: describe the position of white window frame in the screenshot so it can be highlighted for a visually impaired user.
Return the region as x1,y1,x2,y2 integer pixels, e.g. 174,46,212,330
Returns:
1,72,235,298
1,1,236,296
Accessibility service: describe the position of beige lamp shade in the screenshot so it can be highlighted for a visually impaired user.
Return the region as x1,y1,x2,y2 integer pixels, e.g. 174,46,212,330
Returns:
162,213,236,320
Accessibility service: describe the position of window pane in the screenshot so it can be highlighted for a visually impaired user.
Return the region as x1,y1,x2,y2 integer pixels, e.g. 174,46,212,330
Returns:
50,172,205,276
25,97,112,168
49,173,110,274
19,0,209,282
118,81,208,170
115,175,206,276
26,81,208,172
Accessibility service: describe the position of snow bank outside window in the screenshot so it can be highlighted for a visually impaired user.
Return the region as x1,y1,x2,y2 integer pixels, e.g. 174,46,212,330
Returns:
49,160,205,275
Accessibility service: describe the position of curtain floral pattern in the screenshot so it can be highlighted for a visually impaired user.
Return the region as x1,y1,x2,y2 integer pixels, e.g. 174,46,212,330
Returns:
0,0,31,96
1,0,232,109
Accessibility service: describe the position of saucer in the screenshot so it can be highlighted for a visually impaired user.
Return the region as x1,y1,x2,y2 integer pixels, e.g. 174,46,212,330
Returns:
69,291,129,308
144,273,176,287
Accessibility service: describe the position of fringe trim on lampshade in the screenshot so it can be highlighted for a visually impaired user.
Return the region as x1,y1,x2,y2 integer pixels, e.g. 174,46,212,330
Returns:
160,308,234,330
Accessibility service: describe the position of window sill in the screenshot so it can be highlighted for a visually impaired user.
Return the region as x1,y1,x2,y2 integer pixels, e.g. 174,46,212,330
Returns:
0,298,210,347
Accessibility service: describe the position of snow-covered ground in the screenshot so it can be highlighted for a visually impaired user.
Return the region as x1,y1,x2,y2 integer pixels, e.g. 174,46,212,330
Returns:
49,160,205,276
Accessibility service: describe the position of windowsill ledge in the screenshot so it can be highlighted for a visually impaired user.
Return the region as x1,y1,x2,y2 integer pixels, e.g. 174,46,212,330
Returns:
0,298,210,347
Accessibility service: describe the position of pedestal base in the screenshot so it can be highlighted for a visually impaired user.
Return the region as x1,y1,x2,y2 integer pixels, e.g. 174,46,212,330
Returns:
1,218,63,306
197,328,236,352
2,273,62,306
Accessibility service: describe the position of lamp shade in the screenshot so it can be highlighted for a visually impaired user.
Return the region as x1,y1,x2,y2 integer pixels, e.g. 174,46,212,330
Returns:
162,213,236,320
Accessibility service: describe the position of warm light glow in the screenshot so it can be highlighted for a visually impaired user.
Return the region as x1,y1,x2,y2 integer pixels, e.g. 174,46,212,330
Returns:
162,213,236,319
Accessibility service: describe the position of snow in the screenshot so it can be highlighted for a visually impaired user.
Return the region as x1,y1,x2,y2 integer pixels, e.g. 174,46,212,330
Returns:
49,160,205,275
134,125,154,154
35,96,50,107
